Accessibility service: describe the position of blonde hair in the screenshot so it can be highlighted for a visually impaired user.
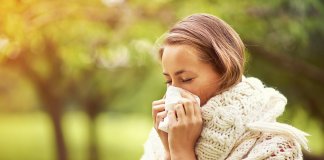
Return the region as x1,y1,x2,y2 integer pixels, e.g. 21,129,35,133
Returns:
159,13,245,92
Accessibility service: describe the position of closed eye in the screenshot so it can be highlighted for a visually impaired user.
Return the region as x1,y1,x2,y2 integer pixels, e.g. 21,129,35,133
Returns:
164,78,194,85
165,80,172,84
182,78,193,83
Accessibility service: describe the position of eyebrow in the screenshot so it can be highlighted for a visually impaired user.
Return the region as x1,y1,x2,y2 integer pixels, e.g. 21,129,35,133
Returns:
163,70,189,76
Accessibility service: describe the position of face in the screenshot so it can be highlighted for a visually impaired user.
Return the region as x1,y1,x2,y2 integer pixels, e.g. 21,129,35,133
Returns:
161,44,221,106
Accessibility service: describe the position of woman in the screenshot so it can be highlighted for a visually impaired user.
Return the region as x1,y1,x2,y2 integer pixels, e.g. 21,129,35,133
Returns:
141,13,309,160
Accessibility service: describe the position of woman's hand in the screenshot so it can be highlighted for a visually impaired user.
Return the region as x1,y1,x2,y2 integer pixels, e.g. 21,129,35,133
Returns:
168,90,203,160
152,99,171,160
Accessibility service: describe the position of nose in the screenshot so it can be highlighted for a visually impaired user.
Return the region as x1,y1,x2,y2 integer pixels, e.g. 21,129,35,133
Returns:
170,82,181,88
170,83,186,91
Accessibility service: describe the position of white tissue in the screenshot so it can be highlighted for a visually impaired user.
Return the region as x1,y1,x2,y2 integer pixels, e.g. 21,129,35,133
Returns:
158,86,200,133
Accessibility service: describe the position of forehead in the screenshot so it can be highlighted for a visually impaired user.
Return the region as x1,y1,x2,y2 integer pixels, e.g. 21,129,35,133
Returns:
161,45,202,72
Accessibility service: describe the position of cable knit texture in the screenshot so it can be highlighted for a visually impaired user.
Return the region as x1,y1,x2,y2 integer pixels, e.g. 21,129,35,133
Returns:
141,76,309,160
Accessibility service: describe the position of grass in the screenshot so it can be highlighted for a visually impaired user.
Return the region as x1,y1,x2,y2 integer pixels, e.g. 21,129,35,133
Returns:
0,112,56,160
0,111,152,160
0,110,322,160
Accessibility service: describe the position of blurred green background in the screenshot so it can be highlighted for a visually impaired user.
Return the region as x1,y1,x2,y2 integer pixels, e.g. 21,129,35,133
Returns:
0,0,323,160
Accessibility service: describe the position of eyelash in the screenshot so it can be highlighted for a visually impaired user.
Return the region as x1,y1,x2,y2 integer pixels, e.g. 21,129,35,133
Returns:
165,78,193,84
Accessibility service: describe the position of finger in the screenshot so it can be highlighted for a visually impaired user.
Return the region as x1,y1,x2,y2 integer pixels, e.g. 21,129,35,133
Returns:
194,104,202,118
180,98,194,117
155,111,167,128
175,103,186,121
152,99,165,106
152,104,165,117
178,89,200,116
152,104,165,124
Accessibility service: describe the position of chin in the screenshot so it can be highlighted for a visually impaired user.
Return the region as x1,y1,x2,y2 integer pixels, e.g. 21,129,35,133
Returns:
199,98,207,106
199,94,215,106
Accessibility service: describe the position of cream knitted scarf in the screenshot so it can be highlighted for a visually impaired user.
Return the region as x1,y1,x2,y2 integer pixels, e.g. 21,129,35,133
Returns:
141,76,309,160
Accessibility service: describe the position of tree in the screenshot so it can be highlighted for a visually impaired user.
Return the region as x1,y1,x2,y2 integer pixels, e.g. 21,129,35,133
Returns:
0,1,157,159
1,0,323,159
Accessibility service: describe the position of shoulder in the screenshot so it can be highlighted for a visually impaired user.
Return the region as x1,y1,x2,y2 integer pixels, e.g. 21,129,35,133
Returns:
243,133,303,160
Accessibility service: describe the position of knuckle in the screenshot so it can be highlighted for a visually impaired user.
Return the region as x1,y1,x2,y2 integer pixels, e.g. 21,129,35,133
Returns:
182,99,194,106
156,112,163,118
191,99,197,104
152,107,158,116
152,104,165,113
152,100,158,106
152,99,163,106
168,110,173,115
183,122,189,127
194,118,203,125
152,105,158,110
169,123,176,130
176,105,182,110
190,120,198,126
184,101,191,106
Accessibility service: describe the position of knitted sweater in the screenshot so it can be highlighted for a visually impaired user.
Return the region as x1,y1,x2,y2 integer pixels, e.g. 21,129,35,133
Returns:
141,76,309,160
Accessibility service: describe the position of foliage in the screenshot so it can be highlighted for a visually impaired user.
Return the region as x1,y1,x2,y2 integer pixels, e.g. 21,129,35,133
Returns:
0,0,323,159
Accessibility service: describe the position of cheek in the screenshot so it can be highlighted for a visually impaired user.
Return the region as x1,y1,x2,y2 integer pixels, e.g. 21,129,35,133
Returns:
181,76,219,105
184,83,211,106
193,80,219,106
195,88,210,106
